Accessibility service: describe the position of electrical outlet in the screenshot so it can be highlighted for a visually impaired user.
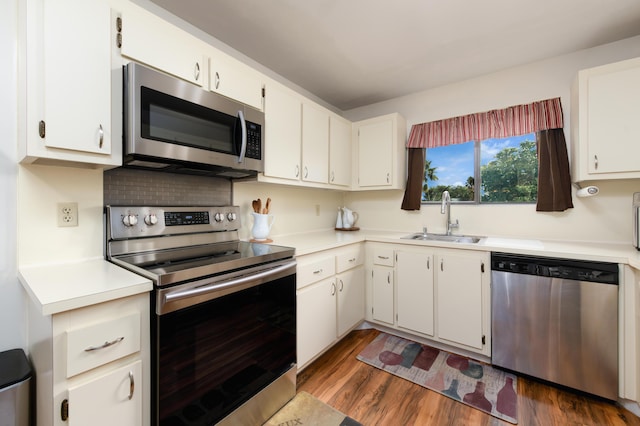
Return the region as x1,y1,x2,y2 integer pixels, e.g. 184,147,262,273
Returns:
57,202,78,227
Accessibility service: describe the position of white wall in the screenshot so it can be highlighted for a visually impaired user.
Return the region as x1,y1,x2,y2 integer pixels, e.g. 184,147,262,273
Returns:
343,36,640,244
233,182,345,240
17,165,104,265
0,0,25,352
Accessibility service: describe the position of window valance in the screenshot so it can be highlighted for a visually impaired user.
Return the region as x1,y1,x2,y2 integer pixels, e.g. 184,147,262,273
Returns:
407,97,564,148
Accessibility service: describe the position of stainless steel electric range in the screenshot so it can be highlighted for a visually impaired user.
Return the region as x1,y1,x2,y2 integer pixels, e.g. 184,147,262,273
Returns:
105,205,297,426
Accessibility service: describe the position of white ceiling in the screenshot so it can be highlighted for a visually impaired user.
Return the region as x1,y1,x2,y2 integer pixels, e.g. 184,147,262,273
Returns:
150,0,640,111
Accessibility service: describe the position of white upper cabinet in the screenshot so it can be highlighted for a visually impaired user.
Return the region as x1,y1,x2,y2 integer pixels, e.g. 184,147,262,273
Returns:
119,2,206,86
571,56,640,182
262,82,302,181
208,48,264,110
259,81,352,189
329,114,352,187
353,113,407,190
19,0,119,166
301,101,330,184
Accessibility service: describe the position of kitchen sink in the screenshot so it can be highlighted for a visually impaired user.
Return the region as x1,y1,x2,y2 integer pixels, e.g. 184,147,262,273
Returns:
401,232,484,244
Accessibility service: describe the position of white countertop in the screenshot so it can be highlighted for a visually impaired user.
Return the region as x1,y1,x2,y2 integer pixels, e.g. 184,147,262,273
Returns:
269,229,640,269
18,230,640,317
19,258,153,316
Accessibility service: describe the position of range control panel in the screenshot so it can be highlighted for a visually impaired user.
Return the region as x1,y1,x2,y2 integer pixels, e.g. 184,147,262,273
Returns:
106,206,241,240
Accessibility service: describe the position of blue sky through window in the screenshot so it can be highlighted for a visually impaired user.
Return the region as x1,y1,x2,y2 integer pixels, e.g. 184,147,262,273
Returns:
425,133,535,188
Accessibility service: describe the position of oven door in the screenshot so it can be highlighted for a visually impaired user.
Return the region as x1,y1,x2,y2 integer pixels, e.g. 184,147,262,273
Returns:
152,259,296,425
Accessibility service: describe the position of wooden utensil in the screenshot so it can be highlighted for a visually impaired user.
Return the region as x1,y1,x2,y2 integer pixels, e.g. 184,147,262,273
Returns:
256,198,262,214
265,198,271,214
252,199,259,213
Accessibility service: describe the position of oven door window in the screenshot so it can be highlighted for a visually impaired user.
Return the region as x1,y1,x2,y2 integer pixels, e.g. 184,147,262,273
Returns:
153,274,296,425
141,86,239,155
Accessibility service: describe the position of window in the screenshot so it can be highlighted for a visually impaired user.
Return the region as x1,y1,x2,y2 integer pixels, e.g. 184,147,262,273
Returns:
423,132,537,203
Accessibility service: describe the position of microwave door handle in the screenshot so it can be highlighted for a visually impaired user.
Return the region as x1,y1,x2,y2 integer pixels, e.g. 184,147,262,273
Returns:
237,110,247,163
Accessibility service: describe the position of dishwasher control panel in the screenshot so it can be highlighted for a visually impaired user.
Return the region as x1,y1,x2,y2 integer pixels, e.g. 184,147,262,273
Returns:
491,252,618,284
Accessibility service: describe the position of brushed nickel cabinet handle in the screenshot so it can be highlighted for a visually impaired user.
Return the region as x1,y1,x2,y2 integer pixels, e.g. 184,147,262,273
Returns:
195,62,201,81
331,282,336,296
594,155,598,170
128,371,135,400
98,124,104,148
84,336,124,352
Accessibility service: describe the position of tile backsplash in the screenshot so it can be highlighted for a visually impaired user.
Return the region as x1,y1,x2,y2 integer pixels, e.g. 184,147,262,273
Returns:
104,168,232,206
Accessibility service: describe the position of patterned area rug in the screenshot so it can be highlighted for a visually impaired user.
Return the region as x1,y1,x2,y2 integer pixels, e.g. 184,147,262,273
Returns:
264,391,362,426
357,333,518,424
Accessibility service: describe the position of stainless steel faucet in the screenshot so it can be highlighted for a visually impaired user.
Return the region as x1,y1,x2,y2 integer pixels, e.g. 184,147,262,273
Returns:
440,190,459,235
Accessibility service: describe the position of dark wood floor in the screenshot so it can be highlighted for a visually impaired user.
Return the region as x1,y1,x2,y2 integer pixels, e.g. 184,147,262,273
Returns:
297,329,640,426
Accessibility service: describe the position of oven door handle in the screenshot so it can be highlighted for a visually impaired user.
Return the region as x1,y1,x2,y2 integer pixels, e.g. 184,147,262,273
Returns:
160,260,296,312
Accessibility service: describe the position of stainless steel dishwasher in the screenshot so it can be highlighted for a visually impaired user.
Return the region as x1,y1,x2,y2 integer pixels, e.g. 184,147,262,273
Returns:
491,252,619,400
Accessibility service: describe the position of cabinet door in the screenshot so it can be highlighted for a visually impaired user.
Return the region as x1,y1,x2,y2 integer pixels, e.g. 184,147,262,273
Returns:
120,3,205,86
586,62,640,174
436,253,484,349
263,83,302,180
329,115,352,187
397,251,434,336
42,0,111,155
372,265,394,325
209,49,264,110
301,102,330,184
337,267,365,336
297,278,337,368
67,360,142,426
357,119,393,187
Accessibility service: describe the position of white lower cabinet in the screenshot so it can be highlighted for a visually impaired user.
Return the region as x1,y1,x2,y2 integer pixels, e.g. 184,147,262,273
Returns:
367,243,491,357
337,267,365,336
297,276,338,368
436,250,489,351
396,250,435,337
67,360,142,426
297,244,365,370
28,293,150,426
371,247,395,325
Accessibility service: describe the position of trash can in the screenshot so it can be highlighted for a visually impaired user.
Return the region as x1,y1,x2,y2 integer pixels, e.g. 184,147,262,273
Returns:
0,349,32,426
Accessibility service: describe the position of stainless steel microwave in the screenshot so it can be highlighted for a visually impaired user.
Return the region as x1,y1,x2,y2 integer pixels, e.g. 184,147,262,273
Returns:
123,62,264,178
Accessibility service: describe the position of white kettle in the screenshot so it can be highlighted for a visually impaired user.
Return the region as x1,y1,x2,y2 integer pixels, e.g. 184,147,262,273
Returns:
341,207,359,228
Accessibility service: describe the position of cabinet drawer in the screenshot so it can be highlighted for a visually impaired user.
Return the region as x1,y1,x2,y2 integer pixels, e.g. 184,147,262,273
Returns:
372,248,394,266
336,248,364,273
297,257,335,289
65,312,140,378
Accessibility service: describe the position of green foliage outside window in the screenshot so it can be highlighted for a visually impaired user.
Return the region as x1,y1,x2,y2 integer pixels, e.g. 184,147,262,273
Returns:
480,140,537,202
422,134,537,204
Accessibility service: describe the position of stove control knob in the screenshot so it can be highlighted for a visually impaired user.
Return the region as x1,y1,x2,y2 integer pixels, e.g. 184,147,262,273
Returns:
227,212,237,222
214,212,225,222
144,214,158,226
122,214,138,227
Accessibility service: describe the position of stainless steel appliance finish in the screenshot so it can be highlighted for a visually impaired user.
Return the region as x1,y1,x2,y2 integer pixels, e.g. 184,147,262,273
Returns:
634,192,640,250
491,253,619,400
106,205,296,425
123,62,264,178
